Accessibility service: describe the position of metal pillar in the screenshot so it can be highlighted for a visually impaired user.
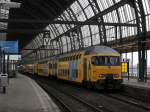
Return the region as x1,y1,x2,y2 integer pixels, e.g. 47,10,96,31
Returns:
0,47,2,73
131,51,133,76
129,0,147,81
2,50,5,74
6,55,9,76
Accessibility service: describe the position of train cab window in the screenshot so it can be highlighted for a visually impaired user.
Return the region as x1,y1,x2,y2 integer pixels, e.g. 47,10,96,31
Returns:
91,56,120,66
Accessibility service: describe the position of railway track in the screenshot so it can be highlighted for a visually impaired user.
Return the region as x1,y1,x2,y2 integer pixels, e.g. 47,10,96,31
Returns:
28,75,150,112
121,92,150,104
103,93,150,111
36,78,111,112
39,83,74,112
59,84,150,112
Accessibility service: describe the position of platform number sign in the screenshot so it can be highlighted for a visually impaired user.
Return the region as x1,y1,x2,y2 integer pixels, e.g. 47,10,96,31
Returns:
43,31,51,46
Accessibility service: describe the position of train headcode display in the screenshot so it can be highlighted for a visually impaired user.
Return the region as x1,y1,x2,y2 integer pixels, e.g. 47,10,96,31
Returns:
121,62,129,73
0,41,18,54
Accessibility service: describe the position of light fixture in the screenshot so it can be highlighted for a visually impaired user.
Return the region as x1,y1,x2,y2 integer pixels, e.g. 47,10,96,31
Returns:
0,1,21,9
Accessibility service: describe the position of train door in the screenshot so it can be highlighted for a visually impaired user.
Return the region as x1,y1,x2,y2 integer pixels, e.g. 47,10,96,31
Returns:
83,58,88,81
88,60,91,80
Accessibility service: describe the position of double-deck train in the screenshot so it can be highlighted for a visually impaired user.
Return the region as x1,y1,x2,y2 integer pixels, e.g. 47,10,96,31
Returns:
21,46,123,89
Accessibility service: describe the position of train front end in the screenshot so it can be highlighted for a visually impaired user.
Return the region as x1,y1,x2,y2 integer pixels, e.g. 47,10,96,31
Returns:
91,55,122,89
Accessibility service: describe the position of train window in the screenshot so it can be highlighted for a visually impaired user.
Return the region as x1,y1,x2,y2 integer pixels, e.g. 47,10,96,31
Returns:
76,70,78,78
79,54,81,59
51,63,53,68
77,55,78,60
70,56,72,60
67,70,69,75
91,56,120,66
75,55,77,60
108,56,120,65
73,55,76,60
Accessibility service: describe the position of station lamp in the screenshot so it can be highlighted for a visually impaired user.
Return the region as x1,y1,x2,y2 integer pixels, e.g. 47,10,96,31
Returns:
0,0,21,9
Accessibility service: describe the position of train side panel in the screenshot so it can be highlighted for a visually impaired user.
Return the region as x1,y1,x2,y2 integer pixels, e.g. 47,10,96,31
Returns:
57,52,84,83
37,63,49,77
48,60,58,78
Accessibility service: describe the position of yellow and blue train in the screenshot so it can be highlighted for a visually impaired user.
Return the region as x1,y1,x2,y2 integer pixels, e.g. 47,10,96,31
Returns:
22,46,123,89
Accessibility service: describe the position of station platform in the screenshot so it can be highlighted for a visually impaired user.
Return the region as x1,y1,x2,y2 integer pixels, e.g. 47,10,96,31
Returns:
123,77,150,102
123,77,150,89
0,73,61,112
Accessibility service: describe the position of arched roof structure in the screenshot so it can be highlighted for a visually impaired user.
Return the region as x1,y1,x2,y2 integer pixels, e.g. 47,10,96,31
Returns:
1,0,149,81
1,0,149,82
21,0,149,59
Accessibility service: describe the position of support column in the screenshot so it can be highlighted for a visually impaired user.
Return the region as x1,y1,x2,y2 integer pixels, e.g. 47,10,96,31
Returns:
129,0,147,81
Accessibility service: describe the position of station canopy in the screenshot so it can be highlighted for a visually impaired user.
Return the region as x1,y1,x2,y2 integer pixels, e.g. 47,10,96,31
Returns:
0,0,150,58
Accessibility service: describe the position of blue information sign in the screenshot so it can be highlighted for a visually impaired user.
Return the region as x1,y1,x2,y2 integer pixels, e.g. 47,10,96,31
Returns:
0,41,18,54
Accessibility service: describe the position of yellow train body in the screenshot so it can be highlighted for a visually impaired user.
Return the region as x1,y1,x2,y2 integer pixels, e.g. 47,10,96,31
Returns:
25,46,123,89
57,46,122,89
48,60,57,78
37,61,49,77
24,64,34,74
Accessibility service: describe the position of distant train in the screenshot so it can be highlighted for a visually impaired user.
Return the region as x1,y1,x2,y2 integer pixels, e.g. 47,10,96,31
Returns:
21,46,123,89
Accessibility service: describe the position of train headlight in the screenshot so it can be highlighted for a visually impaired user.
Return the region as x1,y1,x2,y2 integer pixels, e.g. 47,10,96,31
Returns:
113,74,119,78
99,74,105,78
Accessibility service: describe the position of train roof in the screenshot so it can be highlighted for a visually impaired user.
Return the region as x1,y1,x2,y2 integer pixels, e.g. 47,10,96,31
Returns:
84,46,120,55
58,45,120,58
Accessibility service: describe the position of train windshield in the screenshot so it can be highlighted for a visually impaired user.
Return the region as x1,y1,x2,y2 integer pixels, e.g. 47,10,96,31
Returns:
91,56,120,66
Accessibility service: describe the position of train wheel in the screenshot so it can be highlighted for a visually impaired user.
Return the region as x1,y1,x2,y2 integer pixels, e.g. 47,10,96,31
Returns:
82,81,93,89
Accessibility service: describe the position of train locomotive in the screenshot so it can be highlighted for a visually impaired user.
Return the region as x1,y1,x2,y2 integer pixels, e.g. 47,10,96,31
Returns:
22,46,123,89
